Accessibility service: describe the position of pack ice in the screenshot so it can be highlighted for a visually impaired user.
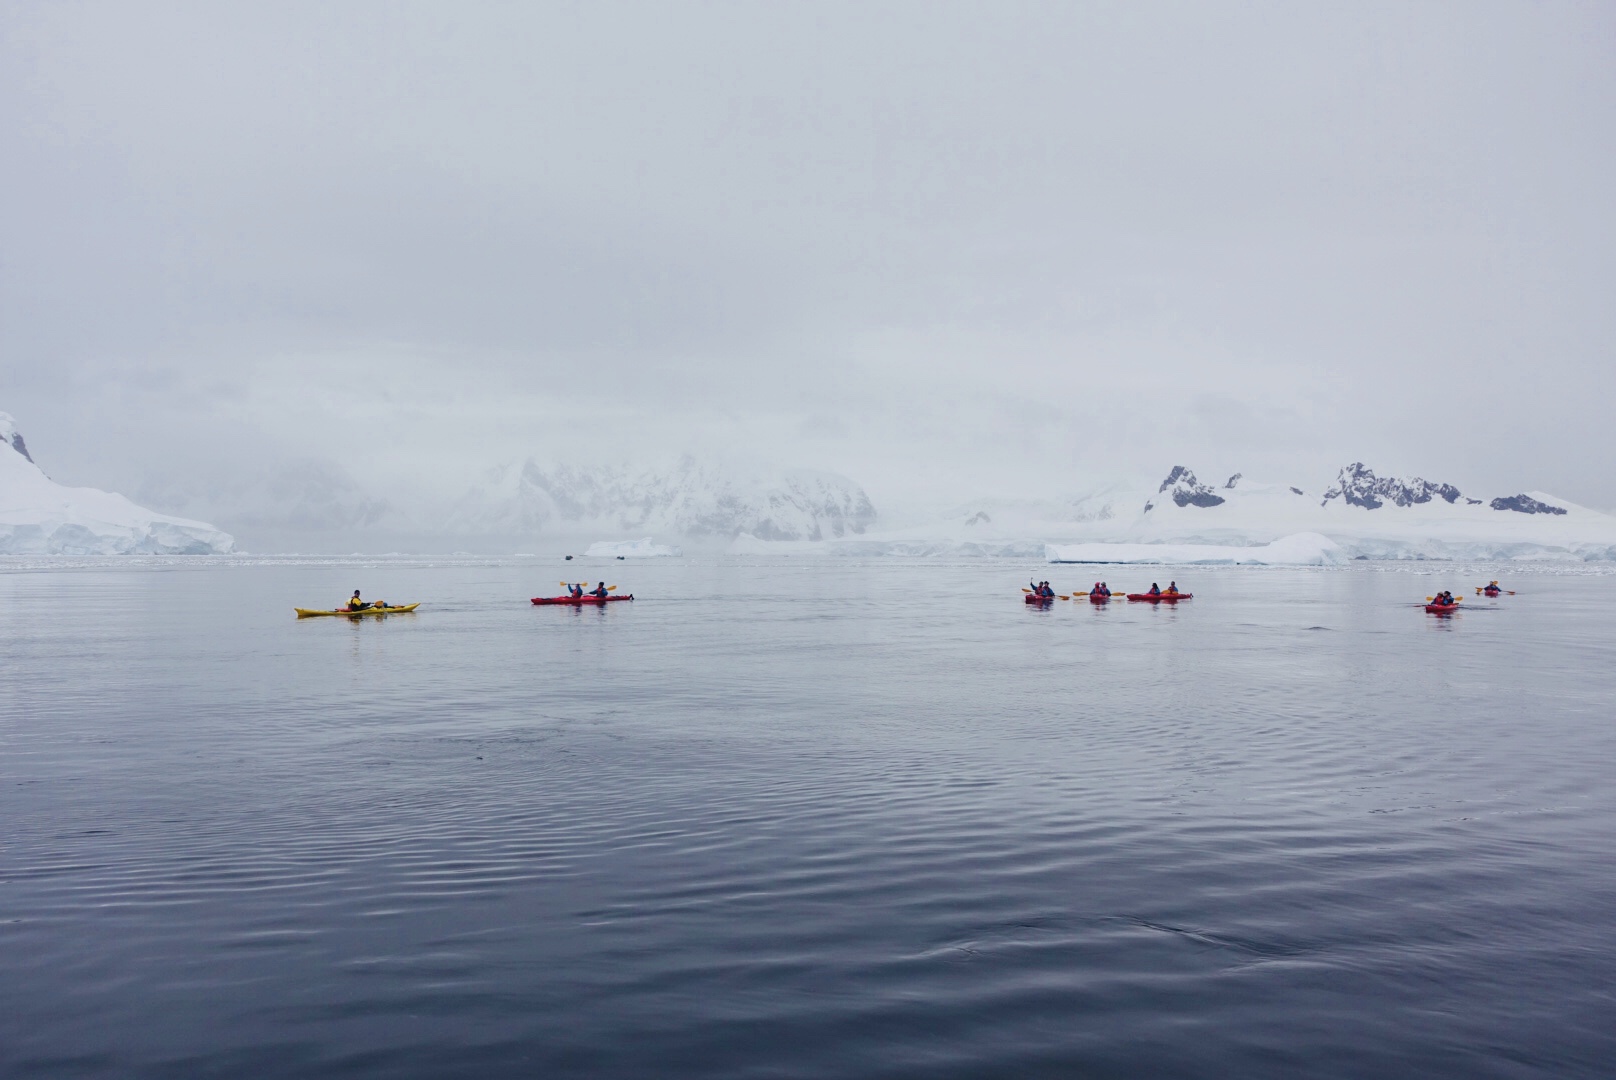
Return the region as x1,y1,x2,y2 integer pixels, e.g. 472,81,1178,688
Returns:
0,413,235,555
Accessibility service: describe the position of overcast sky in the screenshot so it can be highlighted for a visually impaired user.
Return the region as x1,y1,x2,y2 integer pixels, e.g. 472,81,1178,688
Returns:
3,0,1613,519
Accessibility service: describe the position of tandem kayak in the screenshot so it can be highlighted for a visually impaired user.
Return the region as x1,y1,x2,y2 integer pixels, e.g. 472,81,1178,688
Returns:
295,604,419,618
532,594,634,605
1126,593,1192,602
1483,589,1501,597
1425,602,1460,614
1088,594,1113,603
1024,594,1054,604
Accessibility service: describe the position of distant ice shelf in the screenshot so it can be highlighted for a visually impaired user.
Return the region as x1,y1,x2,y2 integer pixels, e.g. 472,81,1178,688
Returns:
1046,533,1346,566
584,537,682,558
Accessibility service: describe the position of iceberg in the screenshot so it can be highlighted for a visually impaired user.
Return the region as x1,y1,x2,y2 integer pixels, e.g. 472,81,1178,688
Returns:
584,537,682,558
0,412,234,555
1046,533,1346,566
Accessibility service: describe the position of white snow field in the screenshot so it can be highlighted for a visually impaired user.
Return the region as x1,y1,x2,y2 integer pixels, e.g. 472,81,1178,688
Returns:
584,537,683,558
0,413,234,555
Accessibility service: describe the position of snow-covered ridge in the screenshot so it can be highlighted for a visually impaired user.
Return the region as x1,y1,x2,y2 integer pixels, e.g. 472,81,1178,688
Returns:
0,412,234,555
732,462,1616,561
447,458,876,542
1321,462,1466,509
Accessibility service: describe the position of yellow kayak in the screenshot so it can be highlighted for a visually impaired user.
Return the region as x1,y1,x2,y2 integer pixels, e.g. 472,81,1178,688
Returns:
295,603,419,618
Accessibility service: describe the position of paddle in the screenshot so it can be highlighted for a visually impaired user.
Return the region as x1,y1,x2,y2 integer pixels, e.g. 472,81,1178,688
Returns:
1474,587,1515,595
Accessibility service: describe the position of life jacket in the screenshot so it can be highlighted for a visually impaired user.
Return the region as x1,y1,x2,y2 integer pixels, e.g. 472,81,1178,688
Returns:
348,596,364,610
592,585,608,598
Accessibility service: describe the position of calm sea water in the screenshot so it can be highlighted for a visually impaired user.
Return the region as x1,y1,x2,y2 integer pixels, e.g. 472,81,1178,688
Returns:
3,557,1614,1078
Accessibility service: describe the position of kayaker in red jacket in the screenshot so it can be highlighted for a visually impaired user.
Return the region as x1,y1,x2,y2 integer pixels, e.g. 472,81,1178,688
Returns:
567,583,584,598
1148,583,1161,596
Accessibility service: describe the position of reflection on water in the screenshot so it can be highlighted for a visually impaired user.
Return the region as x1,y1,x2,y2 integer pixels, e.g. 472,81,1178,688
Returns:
2,558,1614,1078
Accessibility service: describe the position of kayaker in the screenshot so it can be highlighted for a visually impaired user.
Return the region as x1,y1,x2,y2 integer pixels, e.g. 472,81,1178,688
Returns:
346,590,369,611
1166,581,1180,595
1100,581,1111,596
567,583,584,598
1148,582,1161,596
591,581,609,599
1042,581,1056,598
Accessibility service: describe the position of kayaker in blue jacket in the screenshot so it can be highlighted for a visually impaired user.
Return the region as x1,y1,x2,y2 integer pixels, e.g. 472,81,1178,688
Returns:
1148,582,1161,596
1166,581,1180,595
591,582,609,598
567,583,584,598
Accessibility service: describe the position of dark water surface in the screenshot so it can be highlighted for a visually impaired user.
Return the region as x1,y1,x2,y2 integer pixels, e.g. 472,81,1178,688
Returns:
3,558,1614,1078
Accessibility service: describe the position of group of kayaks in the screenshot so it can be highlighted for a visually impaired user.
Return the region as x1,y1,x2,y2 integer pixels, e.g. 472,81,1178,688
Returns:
296,582,633,618
1424,581,1514,615
1024,583,1192,605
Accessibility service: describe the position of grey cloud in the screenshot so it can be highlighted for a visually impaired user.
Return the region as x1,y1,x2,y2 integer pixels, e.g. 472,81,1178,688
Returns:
2,0,1613,544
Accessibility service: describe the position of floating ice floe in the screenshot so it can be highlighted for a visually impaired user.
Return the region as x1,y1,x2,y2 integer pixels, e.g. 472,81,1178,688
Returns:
1046,532,1347,566
585,537,682,558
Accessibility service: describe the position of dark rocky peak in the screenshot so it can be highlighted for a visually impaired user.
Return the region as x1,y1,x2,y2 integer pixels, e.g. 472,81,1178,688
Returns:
1490,494,1566,515
0,412,32,463
1224,473,1242,489
1322,463,1462,509
1157,466,1226,508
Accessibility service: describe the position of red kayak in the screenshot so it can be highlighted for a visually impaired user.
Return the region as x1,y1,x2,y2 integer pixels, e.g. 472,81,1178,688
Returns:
1127,593,1192,602
1425,602,1459,614
1025,594,1053,604
532,594,634,605
1088,593,1113,603
1483,589,1501,597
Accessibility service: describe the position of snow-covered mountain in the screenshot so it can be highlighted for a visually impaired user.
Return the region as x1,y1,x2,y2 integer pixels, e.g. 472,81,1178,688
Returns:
445,458,877,543
0,412,235,554
733,462,1616,562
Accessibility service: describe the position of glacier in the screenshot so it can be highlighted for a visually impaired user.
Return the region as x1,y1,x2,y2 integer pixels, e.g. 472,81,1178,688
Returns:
0,413,234,555
584,537,683,558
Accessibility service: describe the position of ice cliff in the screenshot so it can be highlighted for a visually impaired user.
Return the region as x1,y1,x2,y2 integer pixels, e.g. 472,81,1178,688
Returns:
0,412,234,555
